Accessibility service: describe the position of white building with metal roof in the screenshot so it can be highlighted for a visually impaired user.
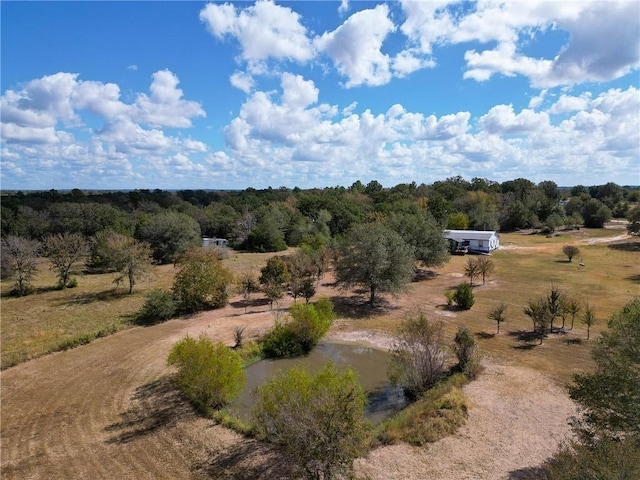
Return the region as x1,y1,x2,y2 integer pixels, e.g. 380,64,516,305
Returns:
444,230,499,254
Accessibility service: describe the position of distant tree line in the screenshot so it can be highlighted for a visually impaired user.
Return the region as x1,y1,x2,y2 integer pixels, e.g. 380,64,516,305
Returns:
1,178,637,296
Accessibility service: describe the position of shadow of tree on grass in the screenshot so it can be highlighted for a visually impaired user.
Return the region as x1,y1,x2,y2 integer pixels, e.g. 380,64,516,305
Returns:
193,439,295,480
412,268,438,282
59,289,130,306
329,294,399,319
507,329,541,350
104,376,195,444
507,466,549,479
608,241,640,252
476,331,496,339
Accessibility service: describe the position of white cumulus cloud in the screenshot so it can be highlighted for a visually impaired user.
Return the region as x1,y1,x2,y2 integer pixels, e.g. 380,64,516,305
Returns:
199,0,314,72
315,4,395,88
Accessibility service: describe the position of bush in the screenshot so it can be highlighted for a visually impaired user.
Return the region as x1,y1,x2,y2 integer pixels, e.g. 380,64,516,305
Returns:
138,289,177,324
167,335,245,411
562,245,580,262
453,282,475,309
444,290,454,306
252,362,370,480
453,327,482,379
173,248,233,314
388,313,448,400
260,298,335,358
543,437,640,480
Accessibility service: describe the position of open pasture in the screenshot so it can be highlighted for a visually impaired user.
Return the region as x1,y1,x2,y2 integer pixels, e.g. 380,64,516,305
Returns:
1,227,638,479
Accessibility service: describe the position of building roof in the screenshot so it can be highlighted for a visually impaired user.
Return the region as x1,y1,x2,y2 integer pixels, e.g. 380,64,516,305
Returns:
444,230,498,242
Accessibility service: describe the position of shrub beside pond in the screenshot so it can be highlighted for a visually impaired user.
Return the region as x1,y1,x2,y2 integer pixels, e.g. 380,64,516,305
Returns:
252,362,370,480
167,335,245,412
260,297,335,358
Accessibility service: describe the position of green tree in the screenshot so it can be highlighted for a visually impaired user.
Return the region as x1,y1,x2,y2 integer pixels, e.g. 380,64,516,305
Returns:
172,248,233,313
581,198,612,228
454,191,499,231
335,223,415,304
568,211,583,229
627,205,640,235
546,284,566,333
562,245,580,262
167,335,245,411
544,436,640,480
565,297,581,330
198,203,239,238
237,271,259,313
259,256,290,309
453,282,475,310
43,232,88,288
581,302,597,340
569,297,640,441
523,297,550,344
246,216,287,252
97,232,152,294
388,212,450,269
446,212,469,230
487,302,508,334
0,235,40,296
137,210,201,264
388,313,448,399
252,362,370,480
475,256,494,285
284,251,315,303
300,277,316,304
47,202,132,237
546,299,640,478
464,258,479,285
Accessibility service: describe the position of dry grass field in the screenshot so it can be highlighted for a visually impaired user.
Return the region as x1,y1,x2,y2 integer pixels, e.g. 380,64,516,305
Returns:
1,227,638,479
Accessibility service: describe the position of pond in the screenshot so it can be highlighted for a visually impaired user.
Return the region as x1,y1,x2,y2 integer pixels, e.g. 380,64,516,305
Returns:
229,342,408,425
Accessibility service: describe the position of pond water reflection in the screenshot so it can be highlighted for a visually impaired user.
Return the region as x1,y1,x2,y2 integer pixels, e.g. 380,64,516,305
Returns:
229,342,407,424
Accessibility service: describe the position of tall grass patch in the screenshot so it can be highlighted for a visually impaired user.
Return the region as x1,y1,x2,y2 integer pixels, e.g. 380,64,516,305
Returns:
376,374,468,446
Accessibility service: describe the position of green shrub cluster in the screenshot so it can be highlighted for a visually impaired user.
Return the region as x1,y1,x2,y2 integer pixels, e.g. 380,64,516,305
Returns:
137,289,177,324
260,298,335,358
167,335,245,411
453,327,482,379
252,362,370,480
453,282,475,309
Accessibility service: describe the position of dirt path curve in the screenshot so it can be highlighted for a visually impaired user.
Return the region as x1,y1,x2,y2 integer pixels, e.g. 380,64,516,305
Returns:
2,298,575,480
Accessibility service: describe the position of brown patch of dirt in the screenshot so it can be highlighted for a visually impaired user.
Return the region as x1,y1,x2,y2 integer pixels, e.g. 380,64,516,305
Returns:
355,360,575,480
1,274,576,480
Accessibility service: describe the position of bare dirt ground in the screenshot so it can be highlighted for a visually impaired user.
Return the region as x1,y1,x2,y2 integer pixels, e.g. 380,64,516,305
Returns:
1,270,578,480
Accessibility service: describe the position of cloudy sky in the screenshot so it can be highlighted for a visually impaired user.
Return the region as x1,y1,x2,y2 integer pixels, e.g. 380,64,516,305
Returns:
1,1,639,190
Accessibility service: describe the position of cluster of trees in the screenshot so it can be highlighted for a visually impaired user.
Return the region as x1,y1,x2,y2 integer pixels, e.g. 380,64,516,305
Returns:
543,297,640,478
2,178,636,303
2,179,636,264
522,285,593,344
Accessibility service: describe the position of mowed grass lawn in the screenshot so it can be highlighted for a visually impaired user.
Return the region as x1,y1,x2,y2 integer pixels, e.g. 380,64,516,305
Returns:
464,230,638,383
1,231,637,381
0,250,279,369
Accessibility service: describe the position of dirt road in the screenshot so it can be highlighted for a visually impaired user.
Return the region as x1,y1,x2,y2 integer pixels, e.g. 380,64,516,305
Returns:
2,286,575,480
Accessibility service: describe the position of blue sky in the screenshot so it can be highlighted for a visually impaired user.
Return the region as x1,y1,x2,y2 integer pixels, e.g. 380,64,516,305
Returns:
1,1,639,190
